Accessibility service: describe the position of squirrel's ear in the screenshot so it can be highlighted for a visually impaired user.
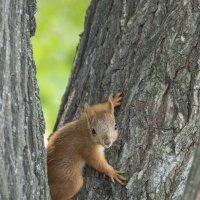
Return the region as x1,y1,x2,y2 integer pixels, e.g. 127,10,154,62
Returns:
107,96,114,114
84,103,94,122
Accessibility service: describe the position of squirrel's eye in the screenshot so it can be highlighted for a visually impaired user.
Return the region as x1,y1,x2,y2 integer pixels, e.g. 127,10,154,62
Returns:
92,128,96,134
114,124,117,130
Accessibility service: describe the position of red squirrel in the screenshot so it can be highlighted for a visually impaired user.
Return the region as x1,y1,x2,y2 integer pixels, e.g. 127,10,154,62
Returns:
46,93,126,200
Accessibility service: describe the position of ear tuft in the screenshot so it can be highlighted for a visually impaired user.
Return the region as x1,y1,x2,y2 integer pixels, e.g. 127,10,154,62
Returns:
84,103,94,122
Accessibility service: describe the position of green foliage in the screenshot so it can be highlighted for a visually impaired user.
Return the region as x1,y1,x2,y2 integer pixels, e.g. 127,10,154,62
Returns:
32,0,89,134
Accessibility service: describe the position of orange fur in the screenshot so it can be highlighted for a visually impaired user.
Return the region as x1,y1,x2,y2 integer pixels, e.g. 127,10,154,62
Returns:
46,93,125,200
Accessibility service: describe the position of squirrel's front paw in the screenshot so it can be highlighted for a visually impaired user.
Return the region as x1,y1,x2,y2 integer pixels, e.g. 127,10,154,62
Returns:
109,169,126,185
110,92,123,107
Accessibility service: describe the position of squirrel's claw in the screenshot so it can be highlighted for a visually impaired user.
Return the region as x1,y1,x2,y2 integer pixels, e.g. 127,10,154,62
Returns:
110,92,123,107
115,176,125,185
116,169,125,174
111,177,115,184
109,168,126,186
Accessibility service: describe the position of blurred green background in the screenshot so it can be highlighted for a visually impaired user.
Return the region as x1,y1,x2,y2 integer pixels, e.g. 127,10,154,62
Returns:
32,0,89,136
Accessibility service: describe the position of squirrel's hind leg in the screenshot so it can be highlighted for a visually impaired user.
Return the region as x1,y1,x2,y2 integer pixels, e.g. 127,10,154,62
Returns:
50,171,83,200
65,172,83,199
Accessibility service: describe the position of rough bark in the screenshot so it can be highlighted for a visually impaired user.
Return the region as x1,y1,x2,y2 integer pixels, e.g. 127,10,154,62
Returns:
0,0,50,199
54,0,200,199
183,137,200,200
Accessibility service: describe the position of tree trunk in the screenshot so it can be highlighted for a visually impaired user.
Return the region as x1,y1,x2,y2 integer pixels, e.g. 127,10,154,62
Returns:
54,0,200,199
0,0,50,199
183,137,200,200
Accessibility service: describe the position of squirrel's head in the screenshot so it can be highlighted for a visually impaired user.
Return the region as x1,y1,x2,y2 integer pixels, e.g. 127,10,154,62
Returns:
84,97,118,148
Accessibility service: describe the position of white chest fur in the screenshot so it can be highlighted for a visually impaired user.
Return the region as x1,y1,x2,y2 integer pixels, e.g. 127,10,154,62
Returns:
80,161,86,171
98,145,105,153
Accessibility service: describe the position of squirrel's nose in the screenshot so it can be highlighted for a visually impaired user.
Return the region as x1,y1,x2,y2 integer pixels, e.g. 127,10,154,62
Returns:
104,140,111,146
